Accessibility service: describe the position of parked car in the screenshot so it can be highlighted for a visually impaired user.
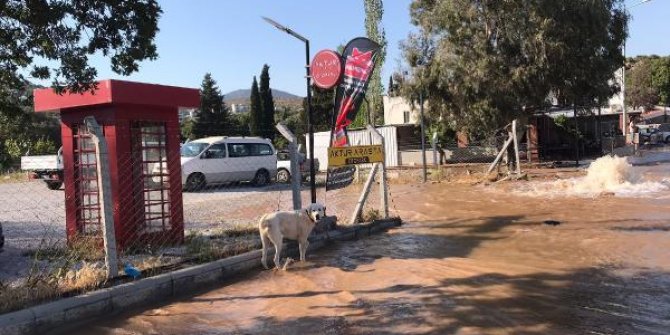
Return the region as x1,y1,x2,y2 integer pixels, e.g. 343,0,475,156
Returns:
657,123,670,143
637,124,663,144
276,150,321,183
180,137,277,191
21,147,64,190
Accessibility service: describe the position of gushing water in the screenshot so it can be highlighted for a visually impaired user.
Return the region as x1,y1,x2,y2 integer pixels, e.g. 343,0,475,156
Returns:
516,155,670,198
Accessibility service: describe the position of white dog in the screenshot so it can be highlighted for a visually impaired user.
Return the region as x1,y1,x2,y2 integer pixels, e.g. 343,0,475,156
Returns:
259,203,326,269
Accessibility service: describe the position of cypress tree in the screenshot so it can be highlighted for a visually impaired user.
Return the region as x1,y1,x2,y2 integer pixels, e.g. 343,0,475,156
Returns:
193,73,229,138
249,76,262,137
363,0,386,125
301,86,334,133
259,64,275,140
388,75,395,96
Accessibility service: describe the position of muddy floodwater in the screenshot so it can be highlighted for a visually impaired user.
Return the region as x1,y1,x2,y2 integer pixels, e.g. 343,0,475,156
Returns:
59,159,670,334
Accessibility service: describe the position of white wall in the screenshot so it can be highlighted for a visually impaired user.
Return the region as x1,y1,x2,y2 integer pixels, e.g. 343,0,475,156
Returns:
383,96,420,125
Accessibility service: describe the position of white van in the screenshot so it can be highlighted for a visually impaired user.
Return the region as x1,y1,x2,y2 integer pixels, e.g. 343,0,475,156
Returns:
180,137,277,191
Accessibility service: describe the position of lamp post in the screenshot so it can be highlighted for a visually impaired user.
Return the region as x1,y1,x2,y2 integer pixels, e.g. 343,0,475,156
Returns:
622,0,653,138
262,17,316,204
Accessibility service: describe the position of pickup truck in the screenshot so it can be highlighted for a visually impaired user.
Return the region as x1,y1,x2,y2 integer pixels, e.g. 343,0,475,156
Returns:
21,147,64,190
276,150,319,183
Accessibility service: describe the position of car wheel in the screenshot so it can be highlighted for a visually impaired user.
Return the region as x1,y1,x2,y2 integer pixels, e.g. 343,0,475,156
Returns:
276,169,290,183
46,181,63,190
665,136,670,144
185,173,206,192
253,170,270,187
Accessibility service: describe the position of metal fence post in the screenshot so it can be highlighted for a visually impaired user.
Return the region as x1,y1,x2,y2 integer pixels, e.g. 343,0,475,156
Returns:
512,119,521,174
366,125,389,219
276,123,302,209
83,116,118,278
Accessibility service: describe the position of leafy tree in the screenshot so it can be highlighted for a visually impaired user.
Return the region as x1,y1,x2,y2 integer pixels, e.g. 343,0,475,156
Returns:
0,84,60,169
388,76,396,97
1,0,161,168
302,87,334,134
1,0,161,99
181,119,194,141
360,0,387,126
230,113,251,137
259,65,275,140
652,57,670,106
626,57,660,111
249,77,262,137
401,0,627,139
192,73,229,138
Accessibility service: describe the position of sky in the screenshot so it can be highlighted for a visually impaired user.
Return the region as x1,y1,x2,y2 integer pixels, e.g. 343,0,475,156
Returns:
84,0,669,97
87,0,414,96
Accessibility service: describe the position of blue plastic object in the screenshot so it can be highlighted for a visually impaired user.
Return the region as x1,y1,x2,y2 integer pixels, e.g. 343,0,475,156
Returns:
124,263,142,280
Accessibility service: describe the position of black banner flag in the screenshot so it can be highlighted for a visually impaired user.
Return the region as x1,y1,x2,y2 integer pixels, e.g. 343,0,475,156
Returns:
331,37,381,147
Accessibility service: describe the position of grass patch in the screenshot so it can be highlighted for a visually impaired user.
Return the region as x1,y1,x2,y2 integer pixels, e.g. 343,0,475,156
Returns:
186,224,260,263
0,171,26,184
186,233,260,264
361,208,381,222
1,225,263,314
26,234,104,262
0,260,108,314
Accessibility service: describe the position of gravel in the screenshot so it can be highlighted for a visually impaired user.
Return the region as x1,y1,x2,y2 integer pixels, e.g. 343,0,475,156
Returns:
0,178,361,283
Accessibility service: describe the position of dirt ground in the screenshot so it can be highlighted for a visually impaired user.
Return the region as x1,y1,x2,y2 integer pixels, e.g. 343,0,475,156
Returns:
53,162,670,335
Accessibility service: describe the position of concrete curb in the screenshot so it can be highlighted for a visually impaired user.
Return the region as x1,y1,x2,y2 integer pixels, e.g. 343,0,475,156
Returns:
0,218,401,335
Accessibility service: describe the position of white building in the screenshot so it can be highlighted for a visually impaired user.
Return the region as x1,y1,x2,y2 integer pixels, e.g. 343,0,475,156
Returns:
178,108,198,123
230,104,249,114
383,95,421,126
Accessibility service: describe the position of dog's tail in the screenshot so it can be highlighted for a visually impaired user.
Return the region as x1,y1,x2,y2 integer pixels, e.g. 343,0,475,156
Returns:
258,213,270,229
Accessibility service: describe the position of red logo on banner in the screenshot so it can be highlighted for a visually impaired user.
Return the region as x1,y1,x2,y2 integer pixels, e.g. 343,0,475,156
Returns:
310,50,342,90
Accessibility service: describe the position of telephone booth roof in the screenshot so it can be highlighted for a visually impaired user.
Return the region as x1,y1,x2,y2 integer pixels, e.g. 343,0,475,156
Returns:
33,79,199,113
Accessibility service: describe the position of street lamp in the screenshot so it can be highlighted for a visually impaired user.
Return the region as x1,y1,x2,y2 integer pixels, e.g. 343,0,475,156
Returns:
262,17,316,204
622,0,653,138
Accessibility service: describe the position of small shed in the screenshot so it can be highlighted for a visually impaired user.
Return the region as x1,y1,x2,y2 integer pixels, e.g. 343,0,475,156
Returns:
34,80,199,248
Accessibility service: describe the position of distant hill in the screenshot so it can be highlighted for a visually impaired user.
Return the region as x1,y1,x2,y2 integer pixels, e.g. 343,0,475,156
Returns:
224,88,303,103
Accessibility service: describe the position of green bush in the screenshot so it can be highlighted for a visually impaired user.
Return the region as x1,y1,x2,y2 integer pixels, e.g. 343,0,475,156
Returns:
1,137,58,170
32,137,57,155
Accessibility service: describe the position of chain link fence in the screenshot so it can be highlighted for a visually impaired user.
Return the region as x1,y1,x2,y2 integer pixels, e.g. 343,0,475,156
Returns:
0,120,396,314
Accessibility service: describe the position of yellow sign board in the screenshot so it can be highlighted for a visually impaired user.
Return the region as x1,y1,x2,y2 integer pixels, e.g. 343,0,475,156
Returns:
328,145,384,167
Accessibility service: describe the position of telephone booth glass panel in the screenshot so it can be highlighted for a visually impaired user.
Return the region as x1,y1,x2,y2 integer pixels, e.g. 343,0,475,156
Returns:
132,122,171,234
73,125,101,235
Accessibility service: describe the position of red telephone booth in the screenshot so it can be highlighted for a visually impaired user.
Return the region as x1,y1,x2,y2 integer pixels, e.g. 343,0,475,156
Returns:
34,80,199,249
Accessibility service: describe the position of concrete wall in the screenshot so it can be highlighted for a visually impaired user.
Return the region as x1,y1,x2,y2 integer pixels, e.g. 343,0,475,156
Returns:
399,146,497,166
